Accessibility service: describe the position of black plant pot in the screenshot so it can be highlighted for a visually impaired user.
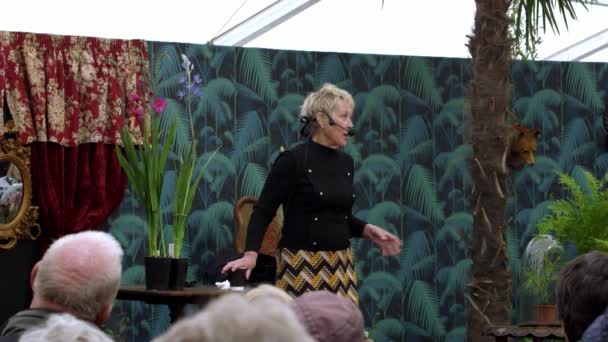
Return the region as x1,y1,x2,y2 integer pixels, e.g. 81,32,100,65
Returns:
169,258,189,290
144,257,172,290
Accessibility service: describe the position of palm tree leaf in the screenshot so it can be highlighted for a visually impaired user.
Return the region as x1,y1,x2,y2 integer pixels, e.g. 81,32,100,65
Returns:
404,165,445,223
205,201,235,225
160,170,176,217
151,44,182,88
356,154,400,196
196,78,236,127
439,258,471,304
559,117,592,171
593,153,608,174
436,144,473,189
120,265,145,285
189,209,233,250
436,212,473,243
401,57,443,110
238,49,277,105
231,110,268,169
507,227,522,285
149,305,171,336
406,280,446,339
434,98,465,128
240,162,268,197
397,115,432,167
565,63,603,113
518,89,561,134
400,230,433,282
514,0,589,51
162,99,191,155
370,318,405,341
366,201,401,230
357,85,400,128
269,94,304,124
316,54,347,86
515,200,552,246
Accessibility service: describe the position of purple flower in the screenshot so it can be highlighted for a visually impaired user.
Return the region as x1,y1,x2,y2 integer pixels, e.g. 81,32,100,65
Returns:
152,98,168,114
177,90,185,100
193,74,202,84
179,76,186,85
135,107,144,124
192,86,202,97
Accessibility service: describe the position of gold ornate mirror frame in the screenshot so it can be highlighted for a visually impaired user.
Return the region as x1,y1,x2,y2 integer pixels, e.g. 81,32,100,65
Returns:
0,123,40,250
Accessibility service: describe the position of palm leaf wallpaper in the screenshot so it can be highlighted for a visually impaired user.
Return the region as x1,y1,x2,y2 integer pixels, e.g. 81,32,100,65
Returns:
103,42,608,341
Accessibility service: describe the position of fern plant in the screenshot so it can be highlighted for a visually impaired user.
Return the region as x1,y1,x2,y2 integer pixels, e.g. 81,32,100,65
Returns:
537,169,608,254
522,256,560,303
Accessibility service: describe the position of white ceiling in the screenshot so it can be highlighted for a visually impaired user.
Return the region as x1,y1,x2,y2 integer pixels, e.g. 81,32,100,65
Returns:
1,0,606,62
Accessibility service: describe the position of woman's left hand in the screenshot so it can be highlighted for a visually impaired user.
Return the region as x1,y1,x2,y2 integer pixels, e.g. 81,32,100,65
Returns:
362,224,402,256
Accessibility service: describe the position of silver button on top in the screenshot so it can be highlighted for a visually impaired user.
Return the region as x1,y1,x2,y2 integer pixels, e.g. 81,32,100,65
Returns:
347,172,351,176
308,169,312,173
352,194,356,198
314,217,318,221
345,216,348,220
313,242,317,246
319,191,324,196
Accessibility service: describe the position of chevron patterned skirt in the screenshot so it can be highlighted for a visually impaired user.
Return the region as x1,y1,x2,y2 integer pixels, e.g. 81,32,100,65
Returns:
275,247,359,304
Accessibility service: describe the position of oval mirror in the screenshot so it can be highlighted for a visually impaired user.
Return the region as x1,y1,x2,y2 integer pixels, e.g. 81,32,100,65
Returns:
0,136,40,250
0,161,24,224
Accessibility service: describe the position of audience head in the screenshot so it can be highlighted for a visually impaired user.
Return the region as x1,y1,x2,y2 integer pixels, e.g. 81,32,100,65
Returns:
32,231,123,325
18,313,113,342
556,251,608,341
153,293,314,342
245,284,293,304
288,291,369,342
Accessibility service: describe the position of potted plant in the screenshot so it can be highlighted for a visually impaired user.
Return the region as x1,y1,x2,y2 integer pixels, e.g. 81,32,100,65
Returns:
537,169,608,254
167,54,218,290
115,55,177,290
522,235,563,323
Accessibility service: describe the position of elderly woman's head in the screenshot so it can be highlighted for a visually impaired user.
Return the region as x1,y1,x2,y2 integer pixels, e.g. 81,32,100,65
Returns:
153,293,314,342
300,83,354,148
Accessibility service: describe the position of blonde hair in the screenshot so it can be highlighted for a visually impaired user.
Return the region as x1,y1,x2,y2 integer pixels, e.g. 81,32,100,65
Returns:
299,83,354,135
153,294,314,342
245,284,293,304
33,231,123,322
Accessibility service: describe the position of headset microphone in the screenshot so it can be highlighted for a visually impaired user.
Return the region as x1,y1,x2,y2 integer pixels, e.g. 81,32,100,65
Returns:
323,112,355,136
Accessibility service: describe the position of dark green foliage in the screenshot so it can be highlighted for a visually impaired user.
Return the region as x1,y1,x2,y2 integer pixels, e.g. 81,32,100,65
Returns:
102,43,608,341
537,169,608,253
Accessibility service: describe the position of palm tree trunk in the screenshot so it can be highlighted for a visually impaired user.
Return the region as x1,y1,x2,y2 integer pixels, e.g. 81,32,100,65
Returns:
466,0,513,340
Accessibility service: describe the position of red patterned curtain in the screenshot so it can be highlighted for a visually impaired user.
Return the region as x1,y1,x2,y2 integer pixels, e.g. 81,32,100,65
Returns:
0,31,149,245
0,31,147,145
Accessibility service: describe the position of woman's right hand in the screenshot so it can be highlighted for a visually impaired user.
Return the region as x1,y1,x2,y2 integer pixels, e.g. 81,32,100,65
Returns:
221,251,258,279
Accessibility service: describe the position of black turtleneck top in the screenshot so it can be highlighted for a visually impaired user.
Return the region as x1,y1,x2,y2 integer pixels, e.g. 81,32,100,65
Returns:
245,140,367,252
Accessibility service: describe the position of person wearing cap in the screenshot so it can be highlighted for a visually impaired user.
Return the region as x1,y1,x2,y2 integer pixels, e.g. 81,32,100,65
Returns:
223,83,401,303
289,290,371,342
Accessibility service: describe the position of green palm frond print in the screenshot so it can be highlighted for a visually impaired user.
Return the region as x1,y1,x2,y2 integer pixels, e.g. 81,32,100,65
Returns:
104,42,608,341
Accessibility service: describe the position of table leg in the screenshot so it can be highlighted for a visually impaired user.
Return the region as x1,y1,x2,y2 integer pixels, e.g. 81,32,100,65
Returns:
168,303,186,323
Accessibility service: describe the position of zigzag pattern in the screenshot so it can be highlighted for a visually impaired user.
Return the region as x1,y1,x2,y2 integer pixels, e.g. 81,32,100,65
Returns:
276,248,358,304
